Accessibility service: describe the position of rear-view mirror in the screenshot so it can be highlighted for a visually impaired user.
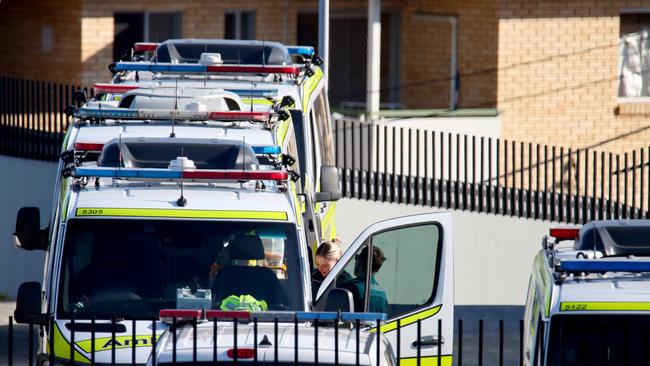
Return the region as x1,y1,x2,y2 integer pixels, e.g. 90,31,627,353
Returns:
13,207,48,251
14,282,46,325
315,165,341,202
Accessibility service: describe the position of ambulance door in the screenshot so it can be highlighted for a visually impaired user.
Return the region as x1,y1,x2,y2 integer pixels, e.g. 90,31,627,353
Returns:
317,212,454,365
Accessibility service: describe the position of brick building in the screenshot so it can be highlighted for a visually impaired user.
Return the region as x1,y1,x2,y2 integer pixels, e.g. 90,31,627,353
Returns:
1,0,650,155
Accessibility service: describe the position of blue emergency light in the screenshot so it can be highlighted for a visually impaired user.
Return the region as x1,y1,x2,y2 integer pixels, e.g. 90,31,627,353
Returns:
72,167,181,179
559,259,650,272
341,312,387,322
287,46,315,57
251,145,281,155
227,89,278,98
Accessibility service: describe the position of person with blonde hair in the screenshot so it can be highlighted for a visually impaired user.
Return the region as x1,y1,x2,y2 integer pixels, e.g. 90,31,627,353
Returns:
311,238,352,296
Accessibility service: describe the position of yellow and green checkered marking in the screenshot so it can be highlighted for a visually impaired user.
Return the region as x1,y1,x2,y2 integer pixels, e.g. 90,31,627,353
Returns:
561,302,650,312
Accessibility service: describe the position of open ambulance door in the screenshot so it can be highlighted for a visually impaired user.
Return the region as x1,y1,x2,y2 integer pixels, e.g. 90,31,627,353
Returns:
316,212,453,366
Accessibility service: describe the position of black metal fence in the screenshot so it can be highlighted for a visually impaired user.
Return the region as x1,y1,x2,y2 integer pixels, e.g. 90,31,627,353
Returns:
0,76,91,161
334,118,650,224
2,315,524,366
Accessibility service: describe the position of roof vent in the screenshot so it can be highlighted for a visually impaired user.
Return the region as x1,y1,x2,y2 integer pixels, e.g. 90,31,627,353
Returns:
198,52,223,66
169,157,196,171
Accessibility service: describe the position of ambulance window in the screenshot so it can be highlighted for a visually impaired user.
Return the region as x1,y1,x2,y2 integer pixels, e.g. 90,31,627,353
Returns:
337,223,441,317
309,110,320,179
285,130,302,177
313,91,335,165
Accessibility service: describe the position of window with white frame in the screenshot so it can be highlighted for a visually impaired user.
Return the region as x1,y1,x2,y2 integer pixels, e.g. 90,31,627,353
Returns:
113,12,182,61
225,11,256,40
619,13,650,97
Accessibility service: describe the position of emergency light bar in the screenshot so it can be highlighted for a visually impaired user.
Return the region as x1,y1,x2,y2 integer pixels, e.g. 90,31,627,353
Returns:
550,227,580,240
75,107,271,122
115,61,301,76
158,309,387,324
287,46,314,57
70,167,289,182
73,141,280,155
94,83,139,94
134,42,159,53
558,259,650,273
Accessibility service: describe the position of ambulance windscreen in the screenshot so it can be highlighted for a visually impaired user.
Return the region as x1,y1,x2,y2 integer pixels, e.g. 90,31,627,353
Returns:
57,219,302,319
548,314,650,365
98,137,259,170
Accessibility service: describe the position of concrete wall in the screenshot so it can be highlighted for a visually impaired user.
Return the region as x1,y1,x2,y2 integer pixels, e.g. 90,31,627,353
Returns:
0,156,56,298
335,198,552,306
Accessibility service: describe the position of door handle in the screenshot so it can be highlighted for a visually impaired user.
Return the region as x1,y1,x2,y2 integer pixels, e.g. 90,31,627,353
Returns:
411,336,444,348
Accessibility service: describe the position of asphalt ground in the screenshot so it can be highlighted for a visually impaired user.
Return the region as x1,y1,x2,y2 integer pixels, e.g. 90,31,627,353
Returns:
0,302,525,366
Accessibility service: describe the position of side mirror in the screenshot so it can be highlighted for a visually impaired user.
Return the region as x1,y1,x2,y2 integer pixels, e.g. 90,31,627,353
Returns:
12,207,48,251
14,282,46,325
315,165,341,202
316,288,354,313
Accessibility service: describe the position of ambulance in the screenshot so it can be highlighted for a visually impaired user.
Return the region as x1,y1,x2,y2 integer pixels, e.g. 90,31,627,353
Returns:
12,111,454,365
523,220,650,365
90,39,337,241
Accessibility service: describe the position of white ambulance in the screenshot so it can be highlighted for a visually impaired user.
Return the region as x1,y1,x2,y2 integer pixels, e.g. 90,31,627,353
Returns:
12,115,454,365
524,220,650,365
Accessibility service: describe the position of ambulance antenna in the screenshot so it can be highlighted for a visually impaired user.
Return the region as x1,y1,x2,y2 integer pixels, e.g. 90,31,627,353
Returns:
118,133,123,170
176,147,187,207
249,81,254,112
204,42,208,87
170,79,177,138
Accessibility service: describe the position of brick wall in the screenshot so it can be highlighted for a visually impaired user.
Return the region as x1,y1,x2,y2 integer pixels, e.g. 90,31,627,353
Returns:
497,1,650,154
0,0,83,84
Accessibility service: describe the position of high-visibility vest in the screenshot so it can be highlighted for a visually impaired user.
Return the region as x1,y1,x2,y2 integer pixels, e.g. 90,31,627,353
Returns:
220,294,268,311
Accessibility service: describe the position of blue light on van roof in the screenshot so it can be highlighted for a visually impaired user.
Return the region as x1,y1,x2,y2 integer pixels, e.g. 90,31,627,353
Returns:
559,259,650,272
341,312,387,322
287,46,315,57
252,145,281,154
226,89,278,98
72,167,181,179
294,312,339,321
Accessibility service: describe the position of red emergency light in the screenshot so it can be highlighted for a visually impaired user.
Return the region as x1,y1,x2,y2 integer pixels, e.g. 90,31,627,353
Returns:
549,227,580,240
94,83,139,94
74,142,104,152
134,42,159,53
205,64,301,76
208,111,270,122
159,309,202,324
183,170,288,181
